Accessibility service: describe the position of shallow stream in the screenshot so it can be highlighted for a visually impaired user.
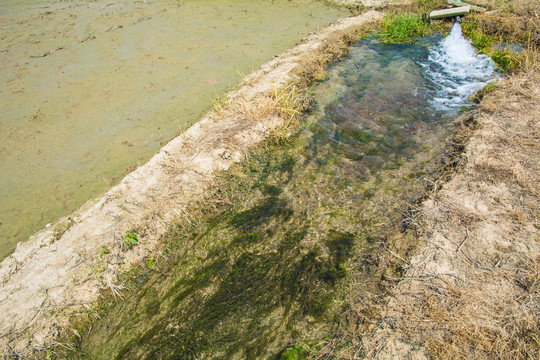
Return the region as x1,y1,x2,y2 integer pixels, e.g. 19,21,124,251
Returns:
73,24,495,359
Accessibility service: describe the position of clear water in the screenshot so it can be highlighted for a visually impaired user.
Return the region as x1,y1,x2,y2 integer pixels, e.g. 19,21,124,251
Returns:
71,27,496,359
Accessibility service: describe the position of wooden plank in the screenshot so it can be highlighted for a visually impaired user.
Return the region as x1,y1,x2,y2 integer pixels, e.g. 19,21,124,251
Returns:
447,0,487,12
430,5,470,19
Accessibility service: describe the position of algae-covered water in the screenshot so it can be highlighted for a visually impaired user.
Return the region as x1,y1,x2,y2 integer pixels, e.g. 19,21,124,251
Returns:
72,31,495,359
0,0,348,260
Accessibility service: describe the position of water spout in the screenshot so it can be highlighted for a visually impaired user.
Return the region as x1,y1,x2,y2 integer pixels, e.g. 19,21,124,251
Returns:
420,22,496,111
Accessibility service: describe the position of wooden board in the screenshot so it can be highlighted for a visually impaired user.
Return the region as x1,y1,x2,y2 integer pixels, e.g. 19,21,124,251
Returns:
430,5,470,19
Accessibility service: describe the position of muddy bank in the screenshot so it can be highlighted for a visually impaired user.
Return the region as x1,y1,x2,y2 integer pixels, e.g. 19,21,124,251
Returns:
0,11,384,355
0,0,348,260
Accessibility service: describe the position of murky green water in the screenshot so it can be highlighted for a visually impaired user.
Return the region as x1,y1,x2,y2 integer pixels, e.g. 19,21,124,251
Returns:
70,35,482,359
0,0,347,260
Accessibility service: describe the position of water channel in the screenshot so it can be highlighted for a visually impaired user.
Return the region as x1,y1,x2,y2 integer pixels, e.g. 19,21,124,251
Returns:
0,0,347,260
72,24,496,359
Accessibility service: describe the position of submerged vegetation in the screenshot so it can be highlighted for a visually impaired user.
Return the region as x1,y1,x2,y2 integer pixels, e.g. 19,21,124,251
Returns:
18,1,538,359
62,20,483,358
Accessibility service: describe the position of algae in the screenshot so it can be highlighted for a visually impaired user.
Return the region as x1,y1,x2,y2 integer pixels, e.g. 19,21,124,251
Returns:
71,36,469,359
0,0,348,260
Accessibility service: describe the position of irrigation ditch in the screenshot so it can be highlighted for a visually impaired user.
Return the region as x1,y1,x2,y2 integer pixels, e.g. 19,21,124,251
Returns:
2,0,539,358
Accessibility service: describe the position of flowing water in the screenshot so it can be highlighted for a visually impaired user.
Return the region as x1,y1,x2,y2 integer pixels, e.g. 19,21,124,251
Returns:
0,0,347,260
72,25,495,359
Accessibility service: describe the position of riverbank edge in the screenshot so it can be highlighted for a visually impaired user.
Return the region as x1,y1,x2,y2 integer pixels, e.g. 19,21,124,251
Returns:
0,11,385,356
310,65,540,359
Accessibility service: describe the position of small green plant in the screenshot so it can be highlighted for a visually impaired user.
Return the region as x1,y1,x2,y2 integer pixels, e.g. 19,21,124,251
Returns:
280,342,310,360
379,13,432,44
212,93,228,115
471,82,500,102
462,21,494,53
123,231,138,249
459,104,473,113
100,246,111,259
491,48,521,71
147,257,156,269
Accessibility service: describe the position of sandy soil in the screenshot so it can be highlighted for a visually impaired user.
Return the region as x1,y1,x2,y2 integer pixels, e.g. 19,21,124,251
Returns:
0,11,384,356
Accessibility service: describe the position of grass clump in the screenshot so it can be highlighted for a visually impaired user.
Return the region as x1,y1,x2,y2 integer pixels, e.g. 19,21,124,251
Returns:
267,85,313,143
378,13,432,44
123,231,138,249
462,12,539,73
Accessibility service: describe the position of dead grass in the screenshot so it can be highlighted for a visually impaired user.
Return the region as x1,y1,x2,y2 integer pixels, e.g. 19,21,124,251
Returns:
294,27,370,88
207,24,376,146
462,0,540,49
305,18,540,355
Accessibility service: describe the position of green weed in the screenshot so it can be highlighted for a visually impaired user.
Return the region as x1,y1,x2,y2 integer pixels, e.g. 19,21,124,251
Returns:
491,47,521,71
379,13,432,44
212,93,228,115
462,17,539,73
100,246,111,259
123,231,138,249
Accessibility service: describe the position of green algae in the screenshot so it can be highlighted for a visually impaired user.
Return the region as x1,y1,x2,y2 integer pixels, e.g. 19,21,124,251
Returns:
68,37,467,359
0,0,348,260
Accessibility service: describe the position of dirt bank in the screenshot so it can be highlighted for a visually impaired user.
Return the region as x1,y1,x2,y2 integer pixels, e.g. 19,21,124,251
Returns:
0,11,384,356
366,72,540,359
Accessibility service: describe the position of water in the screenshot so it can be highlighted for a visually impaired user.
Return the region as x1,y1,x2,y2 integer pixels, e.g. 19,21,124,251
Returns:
0,0,347,260
71,26,496,359
421,23,496,110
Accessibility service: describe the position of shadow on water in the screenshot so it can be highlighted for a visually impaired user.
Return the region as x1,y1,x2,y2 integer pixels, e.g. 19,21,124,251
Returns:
74,33,495,359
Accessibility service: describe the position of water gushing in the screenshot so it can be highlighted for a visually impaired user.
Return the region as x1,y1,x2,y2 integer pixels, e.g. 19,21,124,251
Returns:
421,22,496,110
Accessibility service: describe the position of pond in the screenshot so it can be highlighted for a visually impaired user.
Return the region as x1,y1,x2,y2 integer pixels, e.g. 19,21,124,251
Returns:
0,0,348,260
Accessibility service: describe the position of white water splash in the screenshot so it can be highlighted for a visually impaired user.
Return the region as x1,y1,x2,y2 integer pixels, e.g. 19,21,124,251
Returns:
421,22,496,111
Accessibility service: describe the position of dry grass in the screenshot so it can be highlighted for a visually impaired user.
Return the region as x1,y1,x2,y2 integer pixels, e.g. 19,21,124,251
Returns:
305,11,540,355
462,0,540,48
212,84,313,144
295,28,370,88
206,24,375,145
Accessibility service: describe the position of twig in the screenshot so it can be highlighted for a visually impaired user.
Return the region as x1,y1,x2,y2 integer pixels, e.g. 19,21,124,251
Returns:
51,340,75,351
456,227,470,252
378,242,410,265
